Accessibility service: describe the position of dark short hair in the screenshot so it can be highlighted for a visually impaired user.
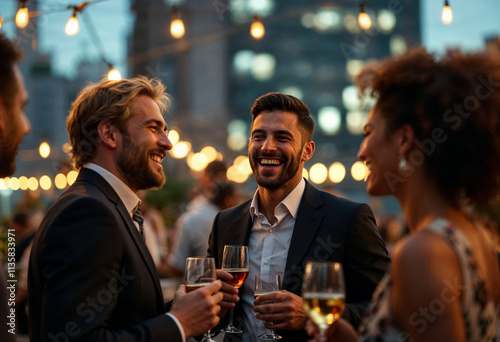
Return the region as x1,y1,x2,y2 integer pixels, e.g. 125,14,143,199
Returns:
0,33,23,109
358,48,500,209
250,92,315,143
204,160,227,180
205,181,235,209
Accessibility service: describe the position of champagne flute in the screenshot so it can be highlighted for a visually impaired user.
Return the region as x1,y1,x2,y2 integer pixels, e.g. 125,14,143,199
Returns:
185,257,217,342
221,245,249,333
302,261,345,341
254,274,282,340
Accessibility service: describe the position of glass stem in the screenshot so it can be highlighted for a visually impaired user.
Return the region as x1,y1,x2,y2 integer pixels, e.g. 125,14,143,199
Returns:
229,307,235,326
318,329,326,342
204,329,212,341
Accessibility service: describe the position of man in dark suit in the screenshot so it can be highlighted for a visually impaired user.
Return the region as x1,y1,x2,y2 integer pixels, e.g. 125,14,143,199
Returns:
208,92,390,341
0,32,31,342
28,76,223,341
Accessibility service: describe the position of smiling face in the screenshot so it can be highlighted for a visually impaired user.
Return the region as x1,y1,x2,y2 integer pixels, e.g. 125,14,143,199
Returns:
116,95,172,192
357,108,400,196
249,110,314,192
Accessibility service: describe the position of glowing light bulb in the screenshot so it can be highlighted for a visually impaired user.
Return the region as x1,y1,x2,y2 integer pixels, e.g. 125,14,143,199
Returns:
250,16,265,39
171,19,185,39
442,0,452,25
170,7,185,39
108,67,121,81
0,17,4,30
358,5,371,30
39,142,50,158
65,15,79,36
16,6,29,29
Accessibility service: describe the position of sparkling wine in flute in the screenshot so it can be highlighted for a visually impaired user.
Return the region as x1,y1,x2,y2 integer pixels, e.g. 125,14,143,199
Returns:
254,292,274,305
185,282,212,293
303,293,345,329
223,268,249,288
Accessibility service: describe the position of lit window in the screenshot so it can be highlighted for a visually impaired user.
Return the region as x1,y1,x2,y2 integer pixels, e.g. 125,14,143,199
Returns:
390,35,407,56
342,85,361,111
378,10,396,33
251,53,276,81
233,50,255,76
313,9,342,32
346,110,368,135
280,86,304,100
318,106,342,135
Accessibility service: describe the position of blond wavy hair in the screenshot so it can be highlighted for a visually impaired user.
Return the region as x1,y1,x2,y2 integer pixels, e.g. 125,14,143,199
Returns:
66,76,170,170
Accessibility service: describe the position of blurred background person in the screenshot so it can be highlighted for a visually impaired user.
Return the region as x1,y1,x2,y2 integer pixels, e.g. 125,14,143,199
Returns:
138,190,168,267
307,48,500,341
160,176,239,278
377,215,407,257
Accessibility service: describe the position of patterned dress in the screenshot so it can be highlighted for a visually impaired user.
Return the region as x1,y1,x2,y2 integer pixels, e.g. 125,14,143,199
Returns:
358,218,499,341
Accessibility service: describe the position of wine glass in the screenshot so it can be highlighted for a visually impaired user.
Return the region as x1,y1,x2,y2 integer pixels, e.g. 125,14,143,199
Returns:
221,245,249,333
185,257,217,342
302,261,345,341
254,274,282,340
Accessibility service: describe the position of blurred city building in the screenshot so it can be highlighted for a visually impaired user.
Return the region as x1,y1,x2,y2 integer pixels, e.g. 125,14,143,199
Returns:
1,0,422,216
128,0,421,211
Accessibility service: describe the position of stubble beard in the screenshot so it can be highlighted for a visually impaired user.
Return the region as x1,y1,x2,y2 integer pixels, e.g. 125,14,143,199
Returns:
250,149,302,191
0,130,21,178
117,132,166,191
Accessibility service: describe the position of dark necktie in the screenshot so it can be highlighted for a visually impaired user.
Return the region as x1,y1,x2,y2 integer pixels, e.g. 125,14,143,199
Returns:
133,204,145,240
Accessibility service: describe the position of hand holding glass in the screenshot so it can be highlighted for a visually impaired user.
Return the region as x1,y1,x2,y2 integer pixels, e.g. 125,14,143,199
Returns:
185,257,217,342
221,245,249,333
302,262,345,340
254,274,282,340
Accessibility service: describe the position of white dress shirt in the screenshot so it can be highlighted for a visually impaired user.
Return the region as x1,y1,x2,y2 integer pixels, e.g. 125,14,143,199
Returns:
83,163,186,342
84,163,141,230
241,178,306,341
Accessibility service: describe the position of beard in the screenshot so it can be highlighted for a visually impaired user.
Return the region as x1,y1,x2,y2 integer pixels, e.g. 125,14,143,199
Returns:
0,129,22,178
116,132,166,191
250,148,302,190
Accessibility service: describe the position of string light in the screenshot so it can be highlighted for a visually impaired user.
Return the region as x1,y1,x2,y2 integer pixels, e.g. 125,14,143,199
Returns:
358,3,371,30
65,10,79,36
15,1,29,29
65,3,90,36
39,142,50,158
250,15,265,39
0,17,4,30
170,7,185,39
107,65,122,81
442,0,453,25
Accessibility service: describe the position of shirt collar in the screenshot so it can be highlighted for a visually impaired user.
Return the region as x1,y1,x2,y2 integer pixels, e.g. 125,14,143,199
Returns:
83,163,141,217
250,178,306,221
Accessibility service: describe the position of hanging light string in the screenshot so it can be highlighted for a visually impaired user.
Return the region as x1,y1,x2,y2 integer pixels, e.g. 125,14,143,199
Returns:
15,0,29,28
76,5,121,80
358,0,372,30
170,6,185,39
5,0,120,77
442,0,453,25
127,5,314,66
65,2,90,36
0,0,458,74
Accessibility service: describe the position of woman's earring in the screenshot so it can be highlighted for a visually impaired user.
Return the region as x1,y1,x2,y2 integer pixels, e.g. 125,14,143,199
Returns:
398,155,411,176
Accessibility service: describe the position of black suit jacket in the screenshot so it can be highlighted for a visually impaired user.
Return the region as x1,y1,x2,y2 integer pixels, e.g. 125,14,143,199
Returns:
28,168,181,341
208,180,390,342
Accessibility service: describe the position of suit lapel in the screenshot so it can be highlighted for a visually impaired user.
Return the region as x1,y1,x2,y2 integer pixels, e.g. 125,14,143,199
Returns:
283,182,324,292
231,202,253,245
77,169,164,303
